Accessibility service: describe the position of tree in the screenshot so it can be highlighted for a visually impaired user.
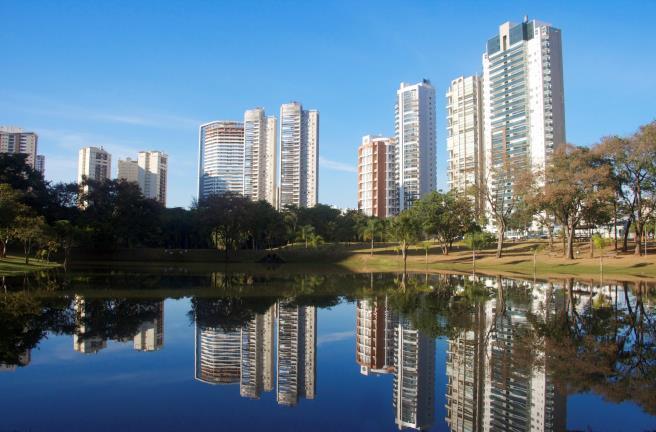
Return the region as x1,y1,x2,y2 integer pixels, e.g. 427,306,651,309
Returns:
53,220,79,269
297,225,315,249
0,184,28,258
599,122,656,255
12,215,47,264
463,230,495,271
197,192,251,260
476,164,522,258
516,171,557,251
542,145,614,259
360,218,383,255
412,191,476,255
389,210,423,272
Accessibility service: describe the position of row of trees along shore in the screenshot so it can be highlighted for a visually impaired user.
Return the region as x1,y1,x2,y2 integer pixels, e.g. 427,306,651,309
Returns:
0,121,654,267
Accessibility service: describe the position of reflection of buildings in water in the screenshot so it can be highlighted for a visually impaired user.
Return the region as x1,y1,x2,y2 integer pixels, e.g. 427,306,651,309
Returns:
445,303,485,432
0,350,31,372
195,325,241,385
134,301,165,352
193,301,317,406
393,317,436,431
277,301,316,406
356,298,396,375
73,295,107,354
239,304,277,398
445,277,567,432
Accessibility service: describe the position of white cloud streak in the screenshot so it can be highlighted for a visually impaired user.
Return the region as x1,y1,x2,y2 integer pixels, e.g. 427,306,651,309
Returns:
319,156,357,173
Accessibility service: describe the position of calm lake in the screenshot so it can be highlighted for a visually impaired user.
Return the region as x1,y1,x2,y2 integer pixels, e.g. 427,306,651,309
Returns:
0,269,654,431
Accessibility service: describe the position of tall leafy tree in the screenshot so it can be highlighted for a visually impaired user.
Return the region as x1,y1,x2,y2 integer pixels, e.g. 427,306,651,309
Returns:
599,121,656,255
389,210,423,272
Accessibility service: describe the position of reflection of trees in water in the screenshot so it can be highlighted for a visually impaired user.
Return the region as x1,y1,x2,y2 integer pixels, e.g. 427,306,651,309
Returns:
530,280,656,415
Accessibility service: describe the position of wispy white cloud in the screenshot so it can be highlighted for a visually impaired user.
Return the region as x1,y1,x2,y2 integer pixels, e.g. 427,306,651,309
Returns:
0,92,201,130
317,330,354,346
319,156,357,173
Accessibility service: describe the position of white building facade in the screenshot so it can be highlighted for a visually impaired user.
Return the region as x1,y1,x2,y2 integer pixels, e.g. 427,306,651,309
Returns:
446,76,484,214
482,18,565,218
279,102,319,208
78,147,111,184
198,121,245,199
118,151,168,205
395,80,436,212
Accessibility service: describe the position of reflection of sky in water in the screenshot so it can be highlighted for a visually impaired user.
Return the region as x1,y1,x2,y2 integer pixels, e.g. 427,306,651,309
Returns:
0,273,654,431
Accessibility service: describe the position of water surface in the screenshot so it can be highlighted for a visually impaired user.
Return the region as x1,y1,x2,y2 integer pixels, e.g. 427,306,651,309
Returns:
0,270,654,431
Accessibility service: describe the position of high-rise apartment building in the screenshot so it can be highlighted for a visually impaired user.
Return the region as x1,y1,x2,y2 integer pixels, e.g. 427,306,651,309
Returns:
265,116,278,207
0,126,38,167
73,295,107,354
357,136,397,218
35,154,45,175
243,108,267,201
395,80,436,212
279,102,319,208
138,151,168,205
446,76,484,214
78,147,111,184
118,158,140,183
482,18,565,218
198,121,245,200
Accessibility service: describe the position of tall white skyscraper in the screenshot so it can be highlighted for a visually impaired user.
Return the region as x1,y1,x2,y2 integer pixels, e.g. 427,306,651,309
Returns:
279,102,319,208
395,80,436,212
118,151,168,205
265,116,278,207
446,76,484,213
243,108,267,201
482,18,565,217
0,126,38,167
198,121,245,199
78,147,111,184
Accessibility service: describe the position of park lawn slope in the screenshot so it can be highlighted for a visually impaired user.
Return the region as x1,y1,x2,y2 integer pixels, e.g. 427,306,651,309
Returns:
0,255,60,276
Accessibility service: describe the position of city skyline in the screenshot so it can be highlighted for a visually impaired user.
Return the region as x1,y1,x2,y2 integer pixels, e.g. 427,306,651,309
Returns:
2,1,655,209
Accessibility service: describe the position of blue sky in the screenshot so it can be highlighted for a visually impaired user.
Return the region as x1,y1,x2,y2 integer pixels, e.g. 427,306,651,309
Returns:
2,0,655,209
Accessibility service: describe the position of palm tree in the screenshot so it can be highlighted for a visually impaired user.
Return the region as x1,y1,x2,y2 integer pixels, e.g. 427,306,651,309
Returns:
389,211,423,273
361,218,382,255
297,225,315,248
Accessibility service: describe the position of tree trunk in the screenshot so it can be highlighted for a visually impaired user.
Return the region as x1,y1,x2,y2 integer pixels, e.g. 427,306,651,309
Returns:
401,241,408,273
496,224,505,259
634,221,643,256
613,203,618,251
547,225,554,251
589,228,594,258
24,239,30,265
371,236,374,256
622,218,632,252
566,223,575,260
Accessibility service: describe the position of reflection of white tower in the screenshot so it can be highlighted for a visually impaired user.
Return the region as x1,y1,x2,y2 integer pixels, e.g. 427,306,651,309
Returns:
240,304,277,399
195,325,241,385
481,279,567,432
240,314,264,398
73,295,107,354
445,303,486,432
393,317,436,430
263,304,276,392
276,301,316,406
133,302,164,352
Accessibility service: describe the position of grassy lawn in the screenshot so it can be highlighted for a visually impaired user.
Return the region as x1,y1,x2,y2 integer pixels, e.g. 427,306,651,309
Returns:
336,240,656,281
7,240,656,282
0,255,60,276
